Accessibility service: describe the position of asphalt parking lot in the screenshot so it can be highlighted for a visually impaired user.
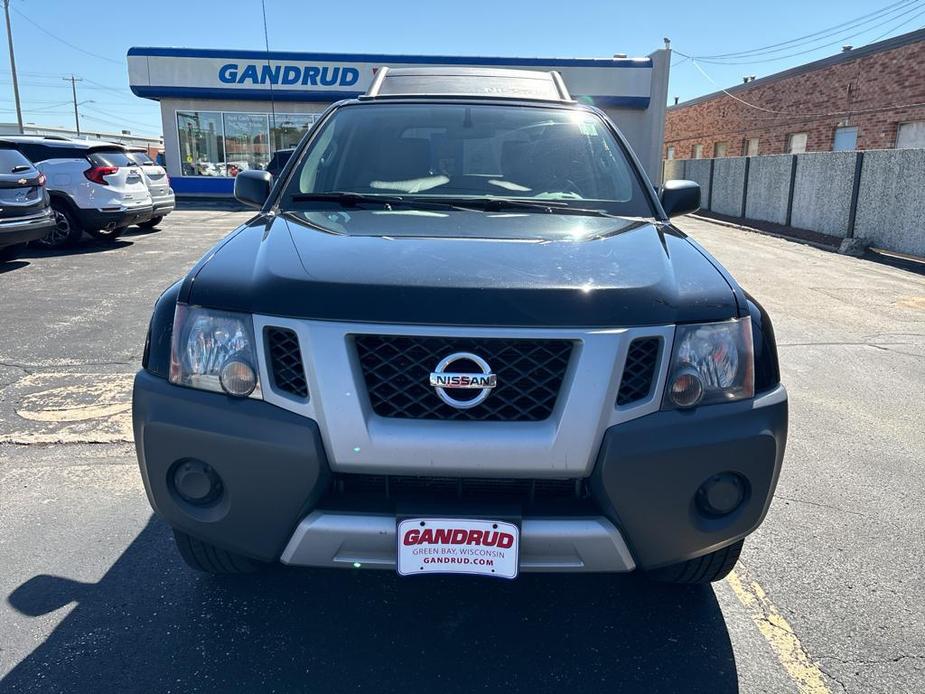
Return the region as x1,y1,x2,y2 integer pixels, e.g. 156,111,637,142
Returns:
0,210,923,693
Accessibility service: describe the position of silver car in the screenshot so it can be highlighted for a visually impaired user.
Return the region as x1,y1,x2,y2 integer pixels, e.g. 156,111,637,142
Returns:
126,148,174,229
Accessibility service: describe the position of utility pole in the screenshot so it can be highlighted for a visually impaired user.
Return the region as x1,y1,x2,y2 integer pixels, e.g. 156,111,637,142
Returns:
64,74,83,137
2,0,24,134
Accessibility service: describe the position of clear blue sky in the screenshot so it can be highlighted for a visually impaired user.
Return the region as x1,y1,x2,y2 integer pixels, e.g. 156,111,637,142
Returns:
1,0,923,137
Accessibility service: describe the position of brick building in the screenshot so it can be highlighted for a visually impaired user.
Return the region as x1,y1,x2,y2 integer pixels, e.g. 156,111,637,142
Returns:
664,28,925,160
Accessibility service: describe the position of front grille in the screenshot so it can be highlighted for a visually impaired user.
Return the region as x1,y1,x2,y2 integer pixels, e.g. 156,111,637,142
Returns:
616,337,661,406
325,474,593,512
354,335,573,421
265,327,308,398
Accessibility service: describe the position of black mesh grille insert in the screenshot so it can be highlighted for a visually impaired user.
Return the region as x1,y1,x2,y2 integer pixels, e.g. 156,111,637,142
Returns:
265,327,308,398
616,337,660,406
354,335,573,421
327,474,591,510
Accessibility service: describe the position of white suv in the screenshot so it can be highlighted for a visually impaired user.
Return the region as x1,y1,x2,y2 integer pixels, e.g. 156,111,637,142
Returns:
126,147,175,229
4,137,153,247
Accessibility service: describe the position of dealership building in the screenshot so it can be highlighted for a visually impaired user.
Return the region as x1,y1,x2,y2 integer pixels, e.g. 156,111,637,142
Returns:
127,46,669,196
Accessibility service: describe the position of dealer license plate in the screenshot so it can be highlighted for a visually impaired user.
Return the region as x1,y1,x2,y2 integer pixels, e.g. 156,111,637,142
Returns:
396,518,519,579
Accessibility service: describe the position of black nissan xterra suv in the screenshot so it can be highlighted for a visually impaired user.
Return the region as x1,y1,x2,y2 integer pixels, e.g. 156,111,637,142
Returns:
134,67,787,583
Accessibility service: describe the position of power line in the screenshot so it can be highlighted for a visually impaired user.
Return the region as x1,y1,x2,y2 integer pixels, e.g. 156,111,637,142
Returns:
11,6,122,65
79,104,161,130
694,3,925,65
675,50,925,119
696,0,918,59
861,6,925,44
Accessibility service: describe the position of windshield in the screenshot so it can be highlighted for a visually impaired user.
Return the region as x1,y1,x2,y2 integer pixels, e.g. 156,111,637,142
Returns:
282,103,654,217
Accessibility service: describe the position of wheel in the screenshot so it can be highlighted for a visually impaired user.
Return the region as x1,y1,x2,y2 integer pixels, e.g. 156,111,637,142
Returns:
87,225,128,243
137,216,163,229
647,539,743,584
173,528,260,574
0,243,26,263
37,203,83,248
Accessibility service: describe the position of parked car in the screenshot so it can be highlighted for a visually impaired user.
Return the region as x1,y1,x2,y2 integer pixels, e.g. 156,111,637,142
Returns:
0,143,55,262
134,67,787,584
126,147,175,229
265,148,294,178
2,137,153,247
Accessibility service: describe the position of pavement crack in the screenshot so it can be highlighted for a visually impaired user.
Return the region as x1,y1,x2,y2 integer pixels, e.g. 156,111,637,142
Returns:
0,360,35,376
0,358,139,370
775,495,866,517
817,653,925,666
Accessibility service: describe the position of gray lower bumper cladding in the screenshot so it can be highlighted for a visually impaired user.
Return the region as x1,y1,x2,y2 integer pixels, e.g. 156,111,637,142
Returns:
134,368,787,572
280,512,636,572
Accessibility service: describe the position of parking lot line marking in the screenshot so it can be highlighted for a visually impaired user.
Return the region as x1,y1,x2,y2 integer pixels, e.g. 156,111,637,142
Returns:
727,565,832,694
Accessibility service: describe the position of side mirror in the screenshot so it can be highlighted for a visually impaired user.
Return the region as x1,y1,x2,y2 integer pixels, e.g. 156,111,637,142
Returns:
660,180,701,218
234,169,273,209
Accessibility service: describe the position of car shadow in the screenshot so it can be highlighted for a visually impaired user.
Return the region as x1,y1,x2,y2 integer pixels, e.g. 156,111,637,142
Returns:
3,517,738,693
0,260,29,274
121,226,161,237
18,239,133,259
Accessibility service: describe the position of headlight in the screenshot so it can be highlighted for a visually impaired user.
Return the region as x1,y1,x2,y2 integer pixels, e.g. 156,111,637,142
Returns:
664,317,754,409
169,305,261,399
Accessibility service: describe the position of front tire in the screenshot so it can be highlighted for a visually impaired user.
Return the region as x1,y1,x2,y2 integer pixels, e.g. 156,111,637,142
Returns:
647,539,743,584
38,203,83,248
137,215,163,229
87,225,128,243
173,529,260,574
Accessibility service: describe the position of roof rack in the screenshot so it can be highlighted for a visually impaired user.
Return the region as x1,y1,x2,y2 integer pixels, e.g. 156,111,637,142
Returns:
361,66,574,103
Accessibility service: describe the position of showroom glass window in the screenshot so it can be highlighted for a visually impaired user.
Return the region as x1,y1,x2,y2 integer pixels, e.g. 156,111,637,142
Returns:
177,112,225,177
270,114,319,151
223,113,270,175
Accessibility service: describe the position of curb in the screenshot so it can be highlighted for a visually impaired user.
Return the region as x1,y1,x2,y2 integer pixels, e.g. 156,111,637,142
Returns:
688,214,840,252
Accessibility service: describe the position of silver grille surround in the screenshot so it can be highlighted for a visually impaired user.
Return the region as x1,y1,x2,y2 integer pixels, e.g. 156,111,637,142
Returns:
253,317,674,478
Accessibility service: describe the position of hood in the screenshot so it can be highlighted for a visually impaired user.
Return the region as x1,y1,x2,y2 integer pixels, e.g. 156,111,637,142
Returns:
185,212,741,327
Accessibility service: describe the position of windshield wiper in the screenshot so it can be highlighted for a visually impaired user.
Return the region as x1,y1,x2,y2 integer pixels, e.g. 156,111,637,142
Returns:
291,192,455,210
290,192,630,219
423,196,628,219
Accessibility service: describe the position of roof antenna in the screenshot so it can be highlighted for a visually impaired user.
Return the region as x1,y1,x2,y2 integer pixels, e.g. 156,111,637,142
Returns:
261,0,277,147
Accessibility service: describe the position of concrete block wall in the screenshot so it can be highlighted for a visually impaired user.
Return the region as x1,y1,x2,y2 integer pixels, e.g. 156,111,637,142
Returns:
854,149,925,257
683,159,712,207
790,152,857,237
663,148,925,258
662,159,684,182
710,157,747,217
744,155,792,225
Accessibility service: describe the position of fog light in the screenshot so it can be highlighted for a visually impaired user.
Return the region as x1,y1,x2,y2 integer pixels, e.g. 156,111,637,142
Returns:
696,472,748,517
219,359,257,397
668,368,704,408
172,459,223,506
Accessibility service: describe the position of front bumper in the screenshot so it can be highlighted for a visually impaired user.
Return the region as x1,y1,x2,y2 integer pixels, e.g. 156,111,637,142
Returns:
133,370,787,571
0,209,55,247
